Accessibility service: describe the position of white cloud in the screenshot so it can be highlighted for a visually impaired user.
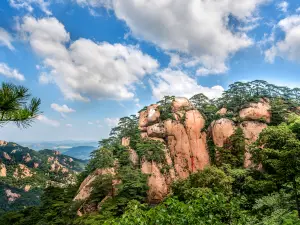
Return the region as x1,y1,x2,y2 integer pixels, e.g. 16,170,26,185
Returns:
20,16,159,101
265,15,300,63
297,7,300,13
89,0,269,75
0,63,25,81
9,0,52,15
277,1,288,13
0,28,14,50
150,69,224,100
66,123,73,127
105,117,119,127
88,121,93,125
37,115,60,127
38,72,53,84
76,0,113,9
51,103,75,114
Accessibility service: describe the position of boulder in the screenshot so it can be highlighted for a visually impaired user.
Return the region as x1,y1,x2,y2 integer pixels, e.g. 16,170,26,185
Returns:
240,121,267,168
147,123,166,138
141,132,148,139
239,98,271,123
211,118,236,147
0,163,6,177
185,110,210,171
147,104,160,124
33,162,39,168
172,97,192,112
216,108,227,116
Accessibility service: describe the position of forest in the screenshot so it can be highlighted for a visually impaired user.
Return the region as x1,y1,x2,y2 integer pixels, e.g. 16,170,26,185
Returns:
1,80,300,225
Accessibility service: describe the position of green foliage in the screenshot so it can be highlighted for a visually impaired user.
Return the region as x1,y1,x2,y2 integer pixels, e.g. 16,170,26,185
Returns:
0,82,41,128
86,147,114,173
136,139,166,164
157,96,175,121
217,127,246,168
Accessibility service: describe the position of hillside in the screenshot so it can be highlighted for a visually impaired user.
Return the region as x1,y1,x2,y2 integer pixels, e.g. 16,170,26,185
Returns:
64,146,96,160
0,142,87,214
1,80,300,225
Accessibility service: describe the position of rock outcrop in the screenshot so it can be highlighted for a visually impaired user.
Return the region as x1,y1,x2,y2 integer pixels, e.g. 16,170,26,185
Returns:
3,152,11,160
0,140,8,146
13,164,33,179
210,118,236,148
239,98,271,123
240,121,267,168
24,185,31,192
23,153,32,163
216,108,227,116
74,168,116,201
0,163,6,177
5,189,21,202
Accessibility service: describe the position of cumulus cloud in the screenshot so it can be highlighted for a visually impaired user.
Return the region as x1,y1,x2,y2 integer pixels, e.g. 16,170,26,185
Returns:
86,0,269,75
37,115,60,127
0,28,14,50
20,16,159,101
265,15,300,63
0,63,25,81
277,1,288,13
149,69,224,100
66,124,73,127
39,72,54,84
105,117,119,127
76,0,113,9
9,0,52,15
51,103,75,114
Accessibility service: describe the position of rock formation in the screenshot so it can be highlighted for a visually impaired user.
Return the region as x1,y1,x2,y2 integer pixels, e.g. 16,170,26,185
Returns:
23,153,32,163
13,164,33,179
240,121,267,168
5,189,21,202
0,163,6,177
74,168,116,201
3,152,11,160
75,96,272,212
0,140,8,146
239,98,271,123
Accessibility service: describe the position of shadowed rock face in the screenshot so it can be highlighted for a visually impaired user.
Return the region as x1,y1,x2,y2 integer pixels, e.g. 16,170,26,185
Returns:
239,98,271,123
74,168,116,201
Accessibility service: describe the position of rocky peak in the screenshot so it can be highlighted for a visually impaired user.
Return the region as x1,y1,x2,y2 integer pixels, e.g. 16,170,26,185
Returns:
239,98,271,123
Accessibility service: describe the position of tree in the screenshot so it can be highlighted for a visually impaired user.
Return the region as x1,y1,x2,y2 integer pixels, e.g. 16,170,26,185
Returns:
254,124,300,218
0,82,41,128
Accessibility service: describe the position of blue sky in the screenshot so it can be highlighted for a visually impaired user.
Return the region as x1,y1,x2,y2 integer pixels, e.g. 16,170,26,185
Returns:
0,0,300,142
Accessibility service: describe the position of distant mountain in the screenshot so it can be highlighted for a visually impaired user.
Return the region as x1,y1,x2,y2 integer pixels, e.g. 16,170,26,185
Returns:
0,141,87,215
63,146,96,160
19,140,98,152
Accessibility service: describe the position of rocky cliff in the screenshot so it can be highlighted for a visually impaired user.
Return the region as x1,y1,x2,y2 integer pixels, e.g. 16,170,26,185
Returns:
74,96,272,214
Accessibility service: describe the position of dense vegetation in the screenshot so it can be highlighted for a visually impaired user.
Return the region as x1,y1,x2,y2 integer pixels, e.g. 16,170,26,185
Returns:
1,80,300,224
0,142,87,214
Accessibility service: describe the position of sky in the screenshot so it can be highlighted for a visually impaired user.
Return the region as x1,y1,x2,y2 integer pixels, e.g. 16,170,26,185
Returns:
0,0,300,142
